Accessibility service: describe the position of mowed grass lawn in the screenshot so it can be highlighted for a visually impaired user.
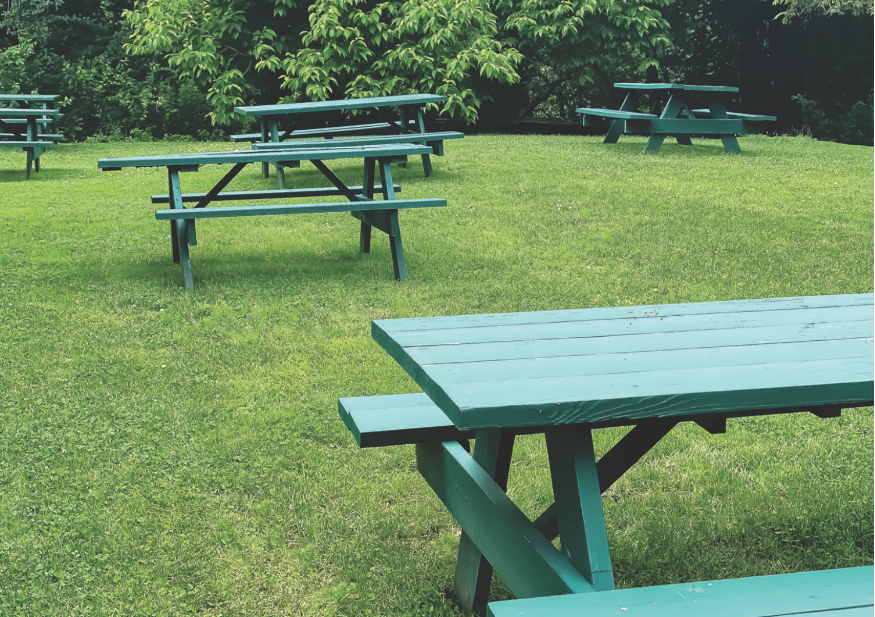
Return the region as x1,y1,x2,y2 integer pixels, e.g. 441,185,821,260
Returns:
0,135,872,616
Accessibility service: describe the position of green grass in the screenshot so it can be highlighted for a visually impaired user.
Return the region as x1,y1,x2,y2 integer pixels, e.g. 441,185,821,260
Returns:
0,135,872,616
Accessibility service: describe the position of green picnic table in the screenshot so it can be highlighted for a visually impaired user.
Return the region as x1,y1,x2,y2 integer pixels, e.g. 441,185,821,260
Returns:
234,94,448,186
339,293,874,615
97,144,447,288
0,106,63,179
577,83,776,154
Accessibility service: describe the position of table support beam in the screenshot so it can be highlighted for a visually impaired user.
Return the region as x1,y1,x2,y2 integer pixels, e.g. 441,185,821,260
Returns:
546,426,615,591
455,430,515,616
417,440,593,610
605,92,637,144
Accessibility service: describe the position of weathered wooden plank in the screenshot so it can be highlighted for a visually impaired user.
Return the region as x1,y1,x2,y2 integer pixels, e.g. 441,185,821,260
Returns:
613,83,739,92
576,108,657,120
156,199,444,220
337,393,474,447
385,304,871,348
487,566,873,617
401,320,873,366
0,94,59,101
98,144,432,169
151,185,401,204
440,357,873,429
252,131,464,150
234,94,447,117
417,440,594,599
374,294,873,334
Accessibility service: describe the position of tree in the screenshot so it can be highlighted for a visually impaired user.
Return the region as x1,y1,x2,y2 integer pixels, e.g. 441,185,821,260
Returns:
772,0,873,21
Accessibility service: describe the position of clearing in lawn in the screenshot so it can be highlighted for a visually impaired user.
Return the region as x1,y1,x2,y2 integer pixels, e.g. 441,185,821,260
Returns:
0,135,872,616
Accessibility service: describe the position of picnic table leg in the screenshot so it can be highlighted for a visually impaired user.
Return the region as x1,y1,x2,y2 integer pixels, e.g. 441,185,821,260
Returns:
454,429,515,616
545,426,614,591
703,96,742,154
645,93,686,154
398,109,408,169
377,160,407,280
261,119,270,178
268,118,286,189
27,117,39,176
25,148,34,180
605,92,638,144
359,158,376,254
415,109,433,177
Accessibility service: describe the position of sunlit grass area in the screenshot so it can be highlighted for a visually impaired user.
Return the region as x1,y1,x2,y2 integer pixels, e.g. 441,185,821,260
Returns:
1,135,872,616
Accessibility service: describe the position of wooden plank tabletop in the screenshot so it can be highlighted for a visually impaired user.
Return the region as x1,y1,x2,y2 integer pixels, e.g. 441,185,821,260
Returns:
235,94,447,117
613,83,739,92
0,94,59,102
97,143,432,170
0,108,62,117
373,294,874,431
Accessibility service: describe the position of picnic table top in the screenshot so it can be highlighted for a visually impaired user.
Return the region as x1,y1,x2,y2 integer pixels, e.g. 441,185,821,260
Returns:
0,108,62,118
373,293,874,431
235,94,447,117
614,83,739,93
98,143,433,170
0,94,59,102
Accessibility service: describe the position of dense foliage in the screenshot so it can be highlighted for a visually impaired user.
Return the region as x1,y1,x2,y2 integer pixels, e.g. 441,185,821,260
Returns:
0,0,871,144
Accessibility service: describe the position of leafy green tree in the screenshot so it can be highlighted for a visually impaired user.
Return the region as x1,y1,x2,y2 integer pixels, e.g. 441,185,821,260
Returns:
772,0,873,21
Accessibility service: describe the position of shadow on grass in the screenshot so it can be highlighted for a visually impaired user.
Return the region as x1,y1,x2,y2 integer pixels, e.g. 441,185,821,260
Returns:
603,140,759,156
0,168,85,182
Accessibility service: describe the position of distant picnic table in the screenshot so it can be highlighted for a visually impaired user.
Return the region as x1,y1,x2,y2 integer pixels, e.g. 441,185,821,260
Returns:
0,96,64,179
577,83,776,154
234,94,449,186
97,144,446,288
340,293,874,616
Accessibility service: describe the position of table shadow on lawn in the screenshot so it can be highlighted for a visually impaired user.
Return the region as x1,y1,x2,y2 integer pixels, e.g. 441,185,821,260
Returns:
0,168,84,182
605,141,757,156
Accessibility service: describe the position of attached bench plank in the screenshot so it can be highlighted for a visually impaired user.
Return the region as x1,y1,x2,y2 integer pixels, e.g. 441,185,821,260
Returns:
576,108,657,120
338,392,475,447
252,131,464,156
231,120,418,142
691,109,777,121
155,198,446,220
151,185,401,204
0,133,63,141
487,566,874,616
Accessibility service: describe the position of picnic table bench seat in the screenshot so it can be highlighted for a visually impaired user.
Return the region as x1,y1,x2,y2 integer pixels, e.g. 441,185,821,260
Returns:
0,132,63,141
252,131,464,157
577,108,658,121
230,119,418,142
690,109,778,121
486,566,874,616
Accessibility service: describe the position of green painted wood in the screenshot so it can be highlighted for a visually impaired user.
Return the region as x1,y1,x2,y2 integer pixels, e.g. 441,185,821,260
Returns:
0,108,61,117
229,119,418,141
337,393,474,447
384,302,871,349
374,294,872,333
349,209,399,237
97,144,432,170
486,566,874,617
455,429,516,616
234,94,447,117
0,141,53,148
416,440,594,599
251,131,464,151
692,109,777,121
371,295,874,431
545,426,614,590
626,118,750,135
151,185,401,204
576,108,657,120
0,133,63,141
167,168,184,264
702,94,743,153
0,117,56,125
0,94,59,101
156,198,444,220
613,83,739,92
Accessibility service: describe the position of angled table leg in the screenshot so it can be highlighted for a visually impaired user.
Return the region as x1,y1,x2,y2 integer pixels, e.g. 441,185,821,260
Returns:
167,167,194,288
605,91,639,144
378,160,406,280
703,95,742,154
645,93,686,154
415,108,433,177
454,429,516,615
545,426,614,591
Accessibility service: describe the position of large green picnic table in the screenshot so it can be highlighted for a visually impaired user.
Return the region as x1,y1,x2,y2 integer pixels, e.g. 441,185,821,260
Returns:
234,94,447,185
577,83,776,154
97,143,446,288
339,293,873,615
